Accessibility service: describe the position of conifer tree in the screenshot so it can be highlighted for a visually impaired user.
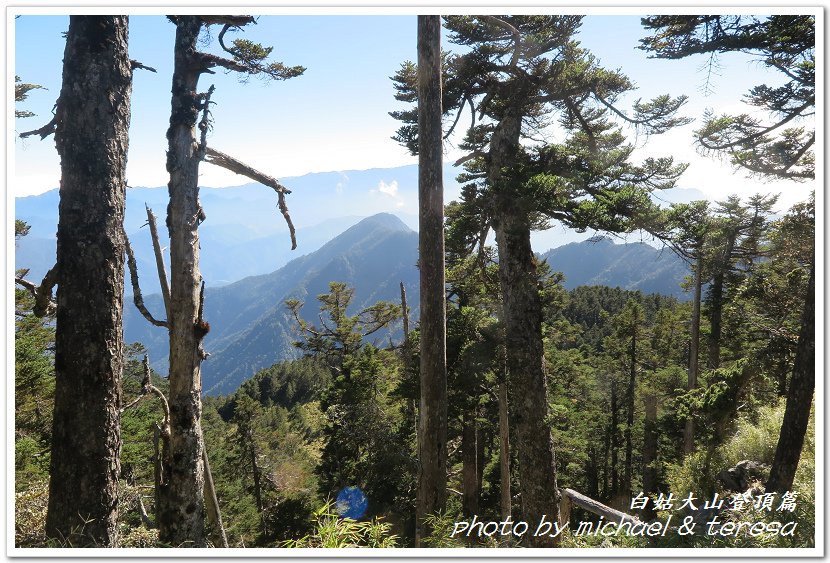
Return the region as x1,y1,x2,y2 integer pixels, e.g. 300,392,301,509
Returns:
393,16,688,544
641,14,815,494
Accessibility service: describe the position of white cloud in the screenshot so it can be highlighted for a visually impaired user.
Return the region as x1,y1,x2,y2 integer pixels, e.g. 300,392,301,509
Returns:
377,179,399,197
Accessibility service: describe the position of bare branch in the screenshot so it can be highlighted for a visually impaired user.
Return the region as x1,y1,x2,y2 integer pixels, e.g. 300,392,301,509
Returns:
197,85,216,161
121,355,171,433
130,59,157,73
454,150,487,167
14,266,56,317
143,355,171,429
30,266,58,317
145,206,171,319
20,114,58,139
204,146,297,249
124,230,169,328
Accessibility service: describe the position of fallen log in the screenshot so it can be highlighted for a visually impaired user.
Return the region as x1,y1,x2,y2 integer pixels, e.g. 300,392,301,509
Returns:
560,488,641,525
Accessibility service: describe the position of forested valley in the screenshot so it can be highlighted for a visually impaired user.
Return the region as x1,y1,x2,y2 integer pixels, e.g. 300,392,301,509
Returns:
14,14,816,551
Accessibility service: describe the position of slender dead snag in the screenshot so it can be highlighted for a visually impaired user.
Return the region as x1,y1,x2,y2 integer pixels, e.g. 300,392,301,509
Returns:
158,15,302,545
203,146,297,249
400,281,417,437
122,355,172,532
124,231,168,328
137,495,155,528
146,206,172,319
400,281,410,342
202,448,229,548
499,379,511,521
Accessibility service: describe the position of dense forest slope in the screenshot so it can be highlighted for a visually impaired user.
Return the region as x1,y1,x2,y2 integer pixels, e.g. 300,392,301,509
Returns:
541,236,688,298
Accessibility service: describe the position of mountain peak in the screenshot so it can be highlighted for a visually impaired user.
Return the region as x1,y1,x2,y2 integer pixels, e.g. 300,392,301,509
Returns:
352,213,413,233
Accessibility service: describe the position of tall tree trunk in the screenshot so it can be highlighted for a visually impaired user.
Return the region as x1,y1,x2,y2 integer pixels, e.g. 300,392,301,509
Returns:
601,405,611,499
684,255,703,455
707,271,725,371
157,15,207,546
415,14,448,547
45,15,131,547
494,205,560,547
707,235,735,370
641,393,658,521
499,380,511,521
249,438,266,538
766,265,815,493
610,378,619,496
461,410,479,518
623,312,637,497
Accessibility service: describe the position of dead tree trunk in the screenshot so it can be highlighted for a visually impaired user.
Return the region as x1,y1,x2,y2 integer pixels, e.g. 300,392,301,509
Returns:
45,15,131,547
415,14,448,547
158,15,208,546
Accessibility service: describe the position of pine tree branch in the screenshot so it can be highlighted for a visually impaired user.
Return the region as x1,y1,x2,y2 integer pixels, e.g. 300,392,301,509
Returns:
199,15,255,27
203,146,297,249
195,51,250,74
478,15,522,68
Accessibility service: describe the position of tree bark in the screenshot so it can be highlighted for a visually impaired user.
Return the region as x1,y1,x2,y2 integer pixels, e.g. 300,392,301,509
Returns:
157,15,207,546
415,14,448,547
707,234,735,370
766,265,815,493
499,380,512,521
494,204,560,547
488,100,559,545
623,314,637,498
610,378,619,496
461,410,479,518
45,15,131,547
641,393,658,521
684,254,703,455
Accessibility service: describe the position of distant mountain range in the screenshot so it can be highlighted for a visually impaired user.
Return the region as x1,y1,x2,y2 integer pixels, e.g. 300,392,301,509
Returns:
124,213,419,396
14,163,705,291
541,236,688,298
16,163,697,396
119,213,689,396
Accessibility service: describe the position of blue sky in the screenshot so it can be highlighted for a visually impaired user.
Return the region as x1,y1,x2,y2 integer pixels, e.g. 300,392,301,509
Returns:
12,11,816,217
